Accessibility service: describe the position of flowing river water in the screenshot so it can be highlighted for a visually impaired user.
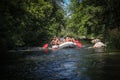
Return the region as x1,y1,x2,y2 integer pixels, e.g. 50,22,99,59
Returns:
0,44,120,80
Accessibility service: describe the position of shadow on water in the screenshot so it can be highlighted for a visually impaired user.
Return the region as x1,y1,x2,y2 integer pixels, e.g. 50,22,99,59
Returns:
0,46,120,80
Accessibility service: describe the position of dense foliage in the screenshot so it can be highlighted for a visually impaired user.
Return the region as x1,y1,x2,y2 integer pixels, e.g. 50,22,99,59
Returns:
0,0,120,51
0,0,65,50
66,0,120,49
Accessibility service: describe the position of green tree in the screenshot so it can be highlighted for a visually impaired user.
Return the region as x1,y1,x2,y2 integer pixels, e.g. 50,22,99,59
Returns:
0,0,65,51
67,0,120,49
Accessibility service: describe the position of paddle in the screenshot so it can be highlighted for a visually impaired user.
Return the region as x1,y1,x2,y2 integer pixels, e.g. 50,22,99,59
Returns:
74,40,82,48
42,43,48,49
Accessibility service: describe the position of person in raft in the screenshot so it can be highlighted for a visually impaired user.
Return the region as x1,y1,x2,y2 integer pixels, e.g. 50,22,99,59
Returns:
50,36,82,48
50,36,61,48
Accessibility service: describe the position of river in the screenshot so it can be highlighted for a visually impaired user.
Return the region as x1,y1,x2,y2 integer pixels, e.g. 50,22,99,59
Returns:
0,44,120,80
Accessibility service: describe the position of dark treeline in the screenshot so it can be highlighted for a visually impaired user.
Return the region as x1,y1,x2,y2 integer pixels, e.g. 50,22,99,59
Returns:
0,0,120,51
0,0,65,51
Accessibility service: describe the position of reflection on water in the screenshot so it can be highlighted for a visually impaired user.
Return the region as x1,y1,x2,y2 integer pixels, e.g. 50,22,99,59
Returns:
1,47,120,80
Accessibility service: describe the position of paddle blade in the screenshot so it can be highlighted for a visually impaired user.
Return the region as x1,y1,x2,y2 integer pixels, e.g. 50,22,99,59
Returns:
76,42,82,48
74,40,82,48
43,43,48,49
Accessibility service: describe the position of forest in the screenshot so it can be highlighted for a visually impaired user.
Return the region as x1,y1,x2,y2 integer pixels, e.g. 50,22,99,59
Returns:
0,0,120,51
